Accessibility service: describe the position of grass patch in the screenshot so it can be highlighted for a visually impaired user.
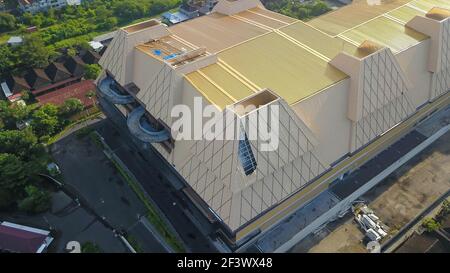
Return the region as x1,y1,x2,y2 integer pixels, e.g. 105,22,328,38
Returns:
88,131,103,149
75,127,95,139
126,235,143,253
46,109,102,145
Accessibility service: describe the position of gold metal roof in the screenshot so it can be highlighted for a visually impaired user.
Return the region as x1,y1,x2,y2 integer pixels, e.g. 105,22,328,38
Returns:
178,1,448,109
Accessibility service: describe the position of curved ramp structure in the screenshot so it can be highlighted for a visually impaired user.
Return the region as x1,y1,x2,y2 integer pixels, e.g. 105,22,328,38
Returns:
98,76,134,104
127,106,170,143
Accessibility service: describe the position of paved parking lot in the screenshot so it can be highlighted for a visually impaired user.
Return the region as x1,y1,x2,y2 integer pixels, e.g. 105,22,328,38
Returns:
50,124,167,252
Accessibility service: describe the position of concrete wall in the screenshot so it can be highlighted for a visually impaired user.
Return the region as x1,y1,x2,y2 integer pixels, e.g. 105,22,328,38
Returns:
396,39,433,108
291,80,352,166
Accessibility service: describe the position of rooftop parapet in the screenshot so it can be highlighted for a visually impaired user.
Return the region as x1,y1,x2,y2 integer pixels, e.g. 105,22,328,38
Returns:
98,19,171,85
330,40,413,126
356,40,384,58
137,37,218,75
425,7,450,22
406,7,450,73
212,0,265,16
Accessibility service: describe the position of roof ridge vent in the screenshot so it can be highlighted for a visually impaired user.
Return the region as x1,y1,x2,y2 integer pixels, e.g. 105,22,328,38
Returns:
425,7,450,21
122,19,162,34
356,40,384,58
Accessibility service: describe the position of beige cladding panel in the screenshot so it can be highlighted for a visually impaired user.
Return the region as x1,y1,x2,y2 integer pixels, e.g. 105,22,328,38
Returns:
351,49,416,151
99,30,127,84
396,39,433,107
134,50,174,125
431,19,450,100
291,80,353,166
99,23,171,86
406,15,444,73
329,52,365,122
133,49,165,91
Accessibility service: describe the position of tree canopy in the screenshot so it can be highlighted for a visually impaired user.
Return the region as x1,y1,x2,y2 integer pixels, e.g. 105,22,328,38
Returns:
0,0,181,79
262,0,331,20
0,12,16,33
31,103,60,138
59,98,84,116
84,64,101,80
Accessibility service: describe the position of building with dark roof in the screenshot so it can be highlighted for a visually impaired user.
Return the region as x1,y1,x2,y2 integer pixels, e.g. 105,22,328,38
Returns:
5,75,29,93
0,221,53,253
24,68,51,90
64,56,86,77
45,62,72,83
81,50,101,65
1,75,30,101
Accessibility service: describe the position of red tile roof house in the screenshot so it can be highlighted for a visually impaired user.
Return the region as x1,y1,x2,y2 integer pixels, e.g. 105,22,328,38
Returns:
37,80,96,108
1,50,100,102
0,221,53,253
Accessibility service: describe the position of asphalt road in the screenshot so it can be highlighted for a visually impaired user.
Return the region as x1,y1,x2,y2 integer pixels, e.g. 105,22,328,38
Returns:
97,120,218,253
51,129,167,253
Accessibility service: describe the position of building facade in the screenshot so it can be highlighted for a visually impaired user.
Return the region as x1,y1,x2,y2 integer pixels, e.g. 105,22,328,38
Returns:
96,0,450,247
18,0,81,14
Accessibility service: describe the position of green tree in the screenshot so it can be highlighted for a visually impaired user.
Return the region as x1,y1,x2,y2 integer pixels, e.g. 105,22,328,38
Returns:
0,101,32,129
113,0,146,22
18,185,51,214
94,5,113,23
98,17,118,31
422,218,441,232
310,1,331,17
0,129,39,159
81,241,102,253
0,12,16,33
0,153,28,193
22,12,43,27
67,47,78,57
442,200,450,215
0,45,16,77
10,103,31,122
31,104,60,137
4,0,19,10
0,187,15,210
84,64,101,80
59,98,84,116
18,35,53,68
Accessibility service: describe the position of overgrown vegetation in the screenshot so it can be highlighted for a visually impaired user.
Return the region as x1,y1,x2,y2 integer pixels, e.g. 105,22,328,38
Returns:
81,241,102,253
0,0,181,78
126,235,143,253
0,99,88,212
422,217,441,232
262,0,331,20
422,199,450,233
84,64,102,80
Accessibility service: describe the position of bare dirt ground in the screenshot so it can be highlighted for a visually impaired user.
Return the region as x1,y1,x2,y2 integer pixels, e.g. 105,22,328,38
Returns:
293,132,450,253
366,132,450,232
307,215,367,253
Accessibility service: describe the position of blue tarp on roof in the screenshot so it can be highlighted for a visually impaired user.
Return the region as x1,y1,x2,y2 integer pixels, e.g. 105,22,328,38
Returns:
163,11,190,25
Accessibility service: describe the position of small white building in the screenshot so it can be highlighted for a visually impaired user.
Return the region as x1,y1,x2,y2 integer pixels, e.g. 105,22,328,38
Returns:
7,36,23,47
88,41,104,52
